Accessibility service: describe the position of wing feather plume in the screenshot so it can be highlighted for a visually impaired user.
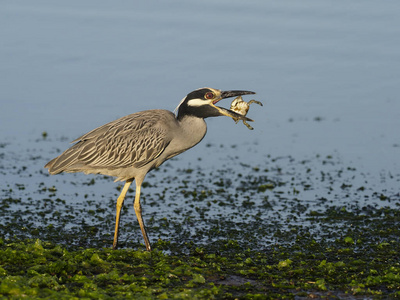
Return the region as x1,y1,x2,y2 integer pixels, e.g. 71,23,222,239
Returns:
45,110,174,174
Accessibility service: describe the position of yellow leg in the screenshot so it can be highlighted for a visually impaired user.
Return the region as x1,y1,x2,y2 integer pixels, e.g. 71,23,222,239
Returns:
113,179,133,250
134,181,151,251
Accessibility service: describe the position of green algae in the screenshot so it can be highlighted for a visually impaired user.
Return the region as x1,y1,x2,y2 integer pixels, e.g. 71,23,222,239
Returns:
1,139,400,298
1,233,400,299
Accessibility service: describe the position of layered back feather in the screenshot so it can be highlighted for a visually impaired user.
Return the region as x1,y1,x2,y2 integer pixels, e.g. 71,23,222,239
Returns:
45,110,174,175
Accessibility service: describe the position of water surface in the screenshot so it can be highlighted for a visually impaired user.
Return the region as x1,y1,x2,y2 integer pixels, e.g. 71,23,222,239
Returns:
1,1,399,246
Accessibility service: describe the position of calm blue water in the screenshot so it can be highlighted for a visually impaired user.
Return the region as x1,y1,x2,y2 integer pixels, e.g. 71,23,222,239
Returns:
1,1,399,216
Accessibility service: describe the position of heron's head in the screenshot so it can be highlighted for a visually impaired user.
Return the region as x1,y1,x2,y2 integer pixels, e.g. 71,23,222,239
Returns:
175,87,256,121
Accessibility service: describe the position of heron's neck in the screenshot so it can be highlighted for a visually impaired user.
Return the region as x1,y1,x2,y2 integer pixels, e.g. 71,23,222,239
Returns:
177,115,207,148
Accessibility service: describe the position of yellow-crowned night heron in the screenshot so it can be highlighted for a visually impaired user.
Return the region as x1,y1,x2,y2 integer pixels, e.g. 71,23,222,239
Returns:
45,87,255,251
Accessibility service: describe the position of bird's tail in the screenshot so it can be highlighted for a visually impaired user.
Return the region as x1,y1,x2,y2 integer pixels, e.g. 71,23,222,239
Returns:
44,144,81,175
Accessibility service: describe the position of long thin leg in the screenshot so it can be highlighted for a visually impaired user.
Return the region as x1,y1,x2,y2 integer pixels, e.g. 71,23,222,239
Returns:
133,180,151,251
113,179,133,249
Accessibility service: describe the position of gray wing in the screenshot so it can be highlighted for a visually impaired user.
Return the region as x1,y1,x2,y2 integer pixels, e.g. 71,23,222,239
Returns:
45,110,174,174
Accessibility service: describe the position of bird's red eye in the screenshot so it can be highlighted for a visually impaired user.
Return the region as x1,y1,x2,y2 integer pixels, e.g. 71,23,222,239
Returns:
205,92,214,100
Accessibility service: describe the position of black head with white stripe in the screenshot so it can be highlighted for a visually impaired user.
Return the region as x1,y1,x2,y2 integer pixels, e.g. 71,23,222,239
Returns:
175,87,256,121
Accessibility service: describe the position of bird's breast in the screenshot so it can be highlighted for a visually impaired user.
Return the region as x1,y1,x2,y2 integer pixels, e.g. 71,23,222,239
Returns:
161,116,207,162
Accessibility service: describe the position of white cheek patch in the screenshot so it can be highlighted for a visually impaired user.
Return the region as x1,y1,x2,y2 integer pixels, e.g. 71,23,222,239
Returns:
187,99,208,107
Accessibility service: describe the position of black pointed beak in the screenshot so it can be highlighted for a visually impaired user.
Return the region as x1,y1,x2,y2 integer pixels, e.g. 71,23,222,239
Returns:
214,106,254,122
221,90,256,99
211,90,256,122
207,89,256,122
